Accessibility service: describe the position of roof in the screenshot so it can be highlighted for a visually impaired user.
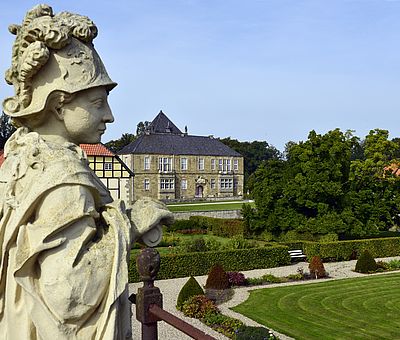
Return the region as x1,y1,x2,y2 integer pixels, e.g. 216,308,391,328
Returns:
149,111,182,134
0,150,4,167
119,134,242,157
80,144,114,156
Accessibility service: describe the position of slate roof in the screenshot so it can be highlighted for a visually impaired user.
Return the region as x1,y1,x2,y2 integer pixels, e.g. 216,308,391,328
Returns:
119,111,241,157
149,111,182,134
80,143,114,156
119,133,241,156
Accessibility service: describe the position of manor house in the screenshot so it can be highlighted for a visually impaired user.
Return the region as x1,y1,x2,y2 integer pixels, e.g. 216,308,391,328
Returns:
119,111,244,201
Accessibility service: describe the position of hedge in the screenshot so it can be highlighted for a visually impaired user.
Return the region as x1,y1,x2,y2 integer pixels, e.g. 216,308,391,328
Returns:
129,245,290,282
303,237,400,261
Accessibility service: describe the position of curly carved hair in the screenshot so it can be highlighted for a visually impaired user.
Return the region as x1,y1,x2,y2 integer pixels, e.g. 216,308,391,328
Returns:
4,4,98,115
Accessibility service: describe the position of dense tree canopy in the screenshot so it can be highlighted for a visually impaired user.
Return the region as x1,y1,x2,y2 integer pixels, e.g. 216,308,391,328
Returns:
219,138,281,192
244,128,400,238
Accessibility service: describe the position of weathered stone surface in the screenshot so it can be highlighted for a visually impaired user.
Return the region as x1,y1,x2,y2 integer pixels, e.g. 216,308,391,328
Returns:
0,4,172,339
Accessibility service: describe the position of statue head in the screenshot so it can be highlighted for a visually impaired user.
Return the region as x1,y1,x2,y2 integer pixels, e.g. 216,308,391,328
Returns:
3,4,117,136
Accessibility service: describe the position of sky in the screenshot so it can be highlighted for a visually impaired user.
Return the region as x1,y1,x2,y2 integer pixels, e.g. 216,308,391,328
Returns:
1,0,400,152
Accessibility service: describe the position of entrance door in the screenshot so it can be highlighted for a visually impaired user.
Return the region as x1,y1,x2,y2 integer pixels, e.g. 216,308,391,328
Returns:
195,185,203,197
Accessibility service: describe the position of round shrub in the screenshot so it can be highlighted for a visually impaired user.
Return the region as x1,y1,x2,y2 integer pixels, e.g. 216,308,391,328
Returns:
182,295,219,319
355,250,378,273
176,276,204,310
226,271,247,287
309,256,326,278
205,264,229,290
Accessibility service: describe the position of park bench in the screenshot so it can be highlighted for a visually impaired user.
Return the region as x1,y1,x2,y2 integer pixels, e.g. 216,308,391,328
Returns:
288,249,307,261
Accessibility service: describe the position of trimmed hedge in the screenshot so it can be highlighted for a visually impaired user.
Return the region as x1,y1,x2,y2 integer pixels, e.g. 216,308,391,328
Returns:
304,237,400,261
129,245,290,282
190,216,245,237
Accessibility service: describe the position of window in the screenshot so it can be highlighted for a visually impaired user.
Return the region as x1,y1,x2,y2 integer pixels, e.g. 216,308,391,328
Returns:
181,157,188,171
144,156,150,170
234,159,239,171
220,178,233,190
211,159,216,171
227,159,231,172
198,158,204,170
210,179,216,189
160,178,175,190
158,157,173,172
181,179,187,190
104,162,113,171
144,179,150,190
218,159,223,171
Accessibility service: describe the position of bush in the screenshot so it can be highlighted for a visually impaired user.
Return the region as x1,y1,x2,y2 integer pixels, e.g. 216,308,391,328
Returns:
182,295,218,319
318,233,339,243
355,250,378,273
234,325,276,340
169,219,205,232
179,237,208,253
388,259,400,270
129,245,291,282
205,264,229,290
203,313,244,338
211,219,245,237
226,272,247,287
224,236,257,250
308,256,326,278
176,276,204,310
246,277,264,286
261,274,286,283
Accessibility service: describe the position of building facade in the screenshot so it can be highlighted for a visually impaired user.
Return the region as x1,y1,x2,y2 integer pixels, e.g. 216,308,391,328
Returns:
119,111,244,201
80,144,134,204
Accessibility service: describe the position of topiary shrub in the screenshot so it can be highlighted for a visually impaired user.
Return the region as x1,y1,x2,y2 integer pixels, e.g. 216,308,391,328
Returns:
226,272,247,287
309,256,326,278
176,276,204,311
205,264,229,290
355,250,378,273
234,325,276,340
182,295,219,319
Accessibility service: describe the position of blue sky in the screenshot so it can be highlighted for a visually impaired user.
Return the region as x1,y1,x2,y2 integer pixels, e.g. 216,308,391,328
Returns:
1,0,400,151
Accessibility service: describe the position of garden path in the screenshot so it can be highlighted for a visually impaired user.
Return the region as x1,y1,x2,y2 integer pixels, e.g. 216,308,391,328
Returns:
129,256,400,340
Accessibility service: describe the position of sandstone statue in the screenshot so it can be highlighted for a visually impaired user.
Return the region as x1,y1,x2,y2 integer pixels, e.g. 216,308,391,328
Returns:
0,4,173,339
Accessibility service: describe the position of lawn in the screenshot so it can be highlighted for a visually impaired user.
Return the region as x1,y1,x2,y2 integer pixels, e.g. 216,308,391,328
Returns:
233,273,400,340
167,201,254,212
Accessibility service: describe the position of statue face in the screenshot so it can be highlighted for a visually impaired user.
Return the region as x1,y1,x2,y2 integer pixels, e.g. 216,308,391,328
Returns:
61,86,114,144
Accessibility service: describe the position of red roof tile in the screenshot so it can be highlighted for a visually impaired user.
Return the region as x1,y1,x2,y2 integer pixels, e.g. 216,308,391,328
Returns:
80,144,114,156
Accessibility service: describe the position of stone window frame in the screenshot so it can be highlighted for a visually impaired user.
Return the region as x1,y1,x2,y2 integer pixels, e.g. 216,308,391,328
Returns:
181,179,187,190
180,157,188,171
144,178,150,190
144,156,150,170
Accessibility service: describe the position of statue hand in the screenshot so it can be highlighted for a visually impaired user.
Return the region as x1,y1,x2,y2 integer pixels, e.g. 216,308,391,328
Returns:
128,197,174,247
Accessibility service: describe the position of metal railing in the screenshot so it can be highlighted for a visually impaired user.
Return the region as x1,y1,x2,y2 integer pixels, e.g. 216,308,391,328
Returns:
130,248,216,340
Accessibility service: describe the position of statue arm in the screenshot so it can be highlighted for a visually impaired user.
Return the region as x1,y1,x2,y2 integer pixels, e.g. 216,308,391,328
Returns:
33,185,118,323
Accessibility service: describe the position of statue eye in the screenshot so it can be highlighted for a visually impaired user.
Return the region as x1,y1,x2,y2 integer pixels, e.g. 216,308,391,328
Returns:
92,99,104,108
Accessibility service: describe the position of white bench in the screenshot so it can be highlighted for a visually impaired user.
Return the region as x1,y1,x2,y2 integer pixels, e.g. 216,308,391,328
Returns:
288,249,307,261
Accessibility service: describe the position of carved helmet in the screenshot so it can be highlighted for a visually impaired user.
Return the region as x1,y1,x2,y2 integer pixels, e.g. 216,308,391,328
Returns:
3,4,117,118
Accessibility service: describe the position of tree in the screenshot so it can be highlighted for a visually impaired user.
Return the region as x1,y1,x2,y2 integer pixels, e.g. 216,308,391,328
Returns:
250,129,357,236
136,121,151,136
346,129,400,236
219,138,282,192
104,133,136,153
0,113,15,149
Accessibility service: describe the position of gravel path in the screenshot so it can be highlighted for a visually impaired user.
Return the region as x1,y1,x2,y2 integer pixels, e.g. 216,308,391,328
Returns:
129,256,400,340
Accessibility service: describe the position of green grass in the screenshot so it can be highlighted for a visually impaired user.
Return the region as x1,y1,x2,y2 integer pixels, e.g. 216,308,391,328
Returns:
233,273,400,340
167,202,253,212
